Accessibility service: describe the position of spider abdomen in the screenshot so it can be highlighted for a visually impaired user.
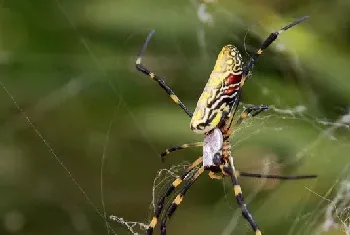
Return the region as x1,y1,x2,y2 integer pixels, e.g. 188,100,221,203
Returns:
190,45,243,134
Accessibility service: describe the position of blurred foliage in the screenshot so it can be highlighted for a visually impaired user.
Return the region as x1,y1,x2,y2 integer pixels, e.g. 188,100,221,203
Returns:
0,0,350,235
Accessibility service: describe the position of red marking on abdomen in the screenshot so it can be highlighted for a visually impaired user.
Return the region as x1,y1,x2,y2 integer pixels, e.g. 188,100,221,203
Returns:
226,74,242,85
224,87,238,95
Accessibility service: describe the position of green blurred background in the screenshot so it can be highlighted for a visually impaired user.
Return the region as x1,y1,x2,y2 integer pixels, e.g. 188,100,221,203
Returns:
1,0,350,234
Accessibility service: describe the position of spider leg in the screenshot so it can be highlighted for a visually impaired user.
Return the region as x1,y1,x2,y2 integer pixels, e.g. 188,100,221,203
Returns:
224,104,268,138
223,160,262,235
146,157,203,235
160,167,205,235
237,171,317,180
208,171,224,180
209,168,316,180
242,16,309,78
235,104,269,126
136,30,193,117
160,142,203,162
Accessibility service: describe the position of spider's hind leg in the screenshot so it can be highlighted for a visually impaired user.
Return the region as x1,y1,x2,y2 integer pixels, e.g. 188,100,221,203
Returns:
243,16,309,77
136,30,193,117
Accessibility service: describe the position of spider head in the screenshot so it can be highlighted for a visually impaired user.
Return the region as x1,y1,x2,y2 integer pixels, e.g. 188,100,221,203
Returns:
203,128,223,167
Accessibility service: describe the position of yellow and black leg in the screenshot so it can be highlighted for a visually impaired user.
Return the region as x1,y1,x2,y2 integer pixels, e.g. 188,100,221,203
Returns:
209,169,317,181
224,104,268,138
208,171,224,180
146,157,203,235
160,142,203,162
160,167,205,235
237,171,317,180
235,104,269,126
136,30,193,117
223,164,262,235
243,16,309,78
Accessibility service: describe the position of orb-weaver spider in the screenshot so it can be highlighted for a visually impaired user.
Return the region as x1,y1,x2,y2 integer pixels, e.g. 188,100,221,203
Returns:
136,16,317,235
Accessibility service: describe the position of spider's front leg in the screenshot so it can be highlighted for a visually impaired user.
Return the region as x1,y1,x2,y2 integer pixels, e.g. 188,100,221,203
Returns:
205,139,262,234
136,30,193,117
146,157,203,235
223,159,262,235
158,128,223,234
160,167,205,235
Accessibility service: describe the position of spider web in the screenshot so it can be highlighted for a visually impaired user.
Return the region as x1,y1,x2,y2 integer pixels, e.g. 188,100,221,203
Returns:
101,2,350,234
110,162,193,235
106,101,350,235
1,1,350,235
222,112,350,235
314,167,350,235
289,166,350,235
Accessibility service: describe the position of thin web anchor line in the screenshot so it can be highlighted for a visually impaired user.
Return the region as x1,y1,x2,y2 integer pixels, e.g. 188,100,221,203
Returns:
0,80,117,234
52,0,162,233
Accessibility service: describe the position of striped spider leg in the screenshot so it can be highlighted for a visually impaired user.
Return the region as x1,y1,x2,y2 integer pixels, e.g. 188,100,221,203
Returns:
135,30,193,118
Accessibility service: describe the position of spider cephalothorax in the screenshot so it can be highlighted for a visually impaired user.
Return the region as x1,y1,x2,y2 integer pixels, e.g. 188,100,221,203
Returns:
135,16,316,235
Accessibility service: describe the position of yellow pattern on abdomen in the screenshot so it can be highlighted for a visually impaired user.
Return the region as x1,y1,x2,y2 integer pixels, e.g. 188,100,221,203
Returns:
190,45,243,134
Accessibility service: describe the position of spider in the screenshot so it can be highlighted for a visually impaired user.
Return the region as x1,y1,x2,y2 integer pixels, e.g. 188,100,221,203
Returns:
135,16,317,235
